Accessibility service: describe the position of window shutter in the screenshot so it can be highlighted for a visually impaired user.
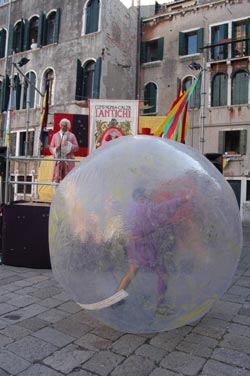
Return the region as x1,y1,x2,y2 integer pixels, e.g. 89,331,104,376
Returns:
157,37,164,60
246,18,250,56
20,19,25,52
15,75,21,110
179,32,185,56
220,74,227,106
239,129,247,155
221,24,228,58
144,83,156,114
54,8,61,43
42,13,47,46
92,0,99,33
218,131,225,154
7,24,14,56
37,12,44,47
23,19,29,50
0,29,6,58
212,75,220,107
140,41,146,63
0,75,10,112
75,59,84,100
197,28,204,53
93,57,102,98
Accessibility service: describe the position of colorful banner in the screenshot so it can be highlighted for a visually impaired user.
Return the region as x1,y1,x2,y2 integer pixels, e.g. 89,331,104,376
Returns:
155,72,202,142
89,99,139,152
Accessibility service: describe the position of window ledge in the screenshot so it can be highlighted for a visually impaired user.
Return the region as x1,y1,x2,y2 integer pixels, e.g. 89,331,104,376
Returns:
141,61,162,68
179,53,201,61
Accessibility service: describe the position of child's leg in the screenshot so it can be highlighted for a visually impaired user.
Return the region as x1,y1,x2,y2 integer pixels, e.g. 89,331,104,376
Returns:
117,264,138,291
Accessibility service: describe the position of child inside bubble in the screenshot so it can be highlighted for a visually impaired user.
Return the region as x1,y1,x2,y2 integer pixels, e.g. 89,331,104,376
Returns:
117,186,191,315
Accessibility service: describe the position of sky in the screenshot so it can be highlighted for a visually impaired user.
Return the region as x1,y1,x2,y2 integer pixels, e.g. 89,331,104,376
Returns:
120,0,172,7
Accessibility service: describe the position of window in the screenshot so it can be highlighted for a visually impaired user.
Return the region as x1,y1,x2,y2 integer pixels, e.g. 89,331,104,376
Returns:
179,28,203,56
13,175,32,194
0,28,6,58
43,69,54,105
211,73,227,107
211,24,228,60
75,57,102,100
22,72,36,109
13,20,24,53
29,16,39,49
143,82,157,114
218,129,247,155
18,131,34,156
232,19,250,58
182,76,201,108
231,70,248,105
14,75,21,110
141,38,164,63
42,9,61,46
85,0,100,34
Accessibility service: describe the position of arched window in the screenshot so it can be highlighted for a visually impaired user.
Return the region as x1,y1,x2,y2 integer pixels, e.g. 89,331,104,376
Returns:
46,11,56,44
182,76,201,108
29,16,39,48
211,73,227,107
85,0,100,34
13,20,24,53
231,70,249,105
43,69,54,105
143,82,157,114
83,60,95,99
75,58,102,100
22,72,36,109
0,28,6,58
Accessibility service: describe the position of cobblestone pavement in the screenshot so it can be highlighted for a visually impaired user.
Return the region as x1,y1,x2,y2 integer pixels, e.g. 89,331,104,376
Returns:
0,226,250,376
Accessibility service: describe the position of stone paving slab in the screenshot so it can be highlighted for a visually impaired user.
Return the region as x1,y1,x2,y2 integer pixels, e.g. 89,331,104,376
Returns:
0,225,249,375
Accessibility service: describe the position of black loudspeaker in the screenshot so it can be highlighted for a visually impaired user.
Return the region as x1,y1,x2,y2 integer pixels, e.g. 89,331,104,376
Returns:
2,202,51,268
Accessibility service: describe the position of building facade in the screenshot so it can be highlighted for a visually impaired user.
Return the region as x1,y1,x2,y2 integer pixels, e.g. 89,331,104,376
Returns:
0,0,138,200
140,0,250,219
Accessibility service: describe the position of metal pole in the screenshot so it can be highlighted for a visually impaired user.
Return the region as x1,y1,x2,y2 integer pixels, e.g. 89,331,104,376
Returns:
4,55,15,204
199,56,206,154
23,73,31,200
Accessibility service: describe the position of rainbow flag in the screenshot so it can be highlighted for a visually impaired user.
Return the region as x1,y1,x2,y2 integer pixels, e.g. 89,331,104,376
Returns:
155,72,202,142
2,98,11,147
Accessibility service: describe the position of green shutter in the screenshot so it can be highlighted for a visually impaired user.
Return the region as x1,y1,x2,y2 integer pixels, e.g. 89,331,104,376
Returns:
212,75,220,107
157,37,164,60
7,24,14,56
239,129,247,155
140,41,146,63
20,19,25,52
0,75,10,112
246,18,250,56
220,24,228,58
218,131,225,154
179,32,185,56
23,19,29,50
15,75,21,110
42,13,47,46
0,29,6,58
54,8,61,43
37,12,44,47
75,59,84,100
197,28,204,53
86,0,99,34
93,57,102,98
144,83,156,114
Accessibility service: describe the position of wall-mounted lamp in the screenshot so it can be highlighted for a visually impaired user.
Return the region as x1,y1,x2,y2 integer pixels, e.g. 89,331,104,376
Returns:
188,61,202,71
16,57,30,67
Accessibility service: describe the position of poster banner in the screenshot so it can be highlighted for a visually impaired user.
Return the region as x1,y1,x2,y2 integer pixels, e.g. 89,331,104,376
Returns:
89,99,139,152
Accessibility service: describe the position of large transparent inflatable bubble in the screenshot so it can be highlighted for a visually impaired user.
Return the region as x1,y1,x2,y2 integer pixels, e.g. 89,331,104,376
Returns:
49,136,242,333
